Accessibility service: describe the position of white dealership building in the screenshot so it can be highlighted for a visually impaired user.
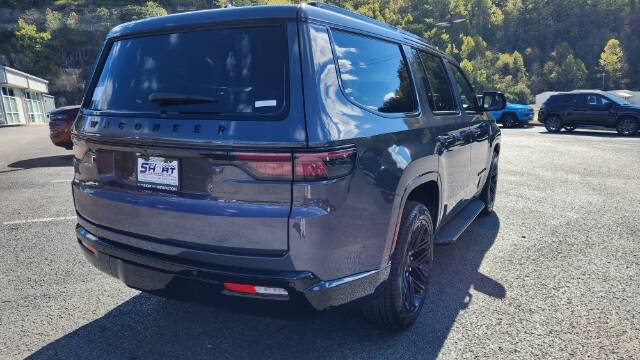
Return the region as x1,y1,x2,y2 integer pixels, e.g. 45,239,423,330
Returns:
0,65,56,126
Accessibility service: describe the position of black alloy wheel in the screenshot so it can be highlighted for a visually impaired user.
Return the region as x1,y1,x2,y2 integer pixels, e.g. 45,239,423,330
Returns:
361,201,434,329
481,154,499,216
402,216,432,314
616,118,639,136
502,114,518,128
544,115,563,132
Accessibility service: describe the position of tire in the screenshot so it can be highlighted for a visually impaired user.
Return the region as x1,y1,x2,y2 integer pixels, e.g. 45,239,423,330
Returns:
616,117,639,136
563,126,576,132
544,115,563,133
480,154,499,216
361,201,434,329
501,114,518,128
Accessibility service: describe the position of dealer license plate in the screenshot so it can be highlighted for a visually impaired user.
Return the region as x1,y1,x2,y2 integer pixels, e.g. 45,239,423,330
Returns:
137,156,179,191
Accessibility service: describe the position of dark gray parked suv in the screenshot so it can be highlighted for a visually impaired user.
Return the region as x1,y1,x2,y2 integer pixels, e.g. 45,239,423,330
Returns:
72,3,505,328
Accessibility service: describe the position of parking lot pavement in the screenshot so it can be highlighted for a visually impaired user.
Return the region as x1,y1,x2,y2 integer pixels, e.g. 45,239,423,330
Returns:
1,125,639,359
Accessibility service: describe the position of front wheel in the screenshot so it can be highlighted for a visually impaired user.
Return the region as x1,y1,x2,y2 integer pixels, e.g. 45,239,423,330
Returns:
502,114,518,128
544,115,563,133
480,154,499,216
616,118,639,136
361,201,433,329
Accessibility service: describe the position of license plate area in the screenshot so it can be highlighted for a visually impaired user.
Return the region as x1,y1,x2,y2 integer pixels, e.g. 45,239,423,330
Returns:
137,156,179,192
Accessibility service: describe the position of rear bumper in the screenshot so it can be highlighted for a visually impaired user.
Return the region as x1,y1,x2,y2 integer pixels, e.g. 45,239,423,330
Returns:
75,224,389,310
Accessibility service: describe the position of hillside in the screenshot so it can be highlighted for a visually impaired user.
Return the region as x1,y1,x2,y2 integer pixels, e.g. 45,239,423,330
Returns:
1,0,638,106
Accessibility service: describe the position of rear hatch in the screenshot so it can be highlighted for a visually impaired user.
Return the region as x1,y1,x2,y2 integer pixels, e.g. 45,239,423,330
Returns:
72,21,306,255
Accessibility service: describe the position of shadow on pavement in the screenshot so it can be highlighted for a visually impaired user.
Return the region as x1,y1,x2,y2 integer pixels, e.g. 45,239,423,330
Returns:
5,155,73,172
28,213,503,360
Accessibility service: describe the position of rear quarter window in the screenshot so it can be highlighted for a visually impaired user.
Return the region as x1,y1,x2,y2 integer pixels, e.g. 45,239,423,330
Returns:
88,25,288,118
330,29,416,114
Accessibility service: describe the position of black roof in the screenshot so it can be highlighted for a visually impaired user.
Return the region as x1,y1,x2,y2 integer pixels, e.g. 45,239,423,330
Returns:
107,2,445,57
550,90,609,96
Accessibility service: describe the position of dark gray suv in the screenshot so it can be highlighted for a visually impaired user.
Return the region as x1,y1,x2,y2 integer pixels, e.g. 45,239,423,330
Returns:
72,3,505,328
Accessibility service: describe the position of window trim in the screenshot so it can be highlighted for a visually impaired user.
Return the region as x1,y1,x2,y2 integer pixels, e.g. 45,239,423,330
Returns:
1,86,21,124
327,27,420,119
24,91,44,123
445,60,482,114
81,22,292,121
415,50,460,116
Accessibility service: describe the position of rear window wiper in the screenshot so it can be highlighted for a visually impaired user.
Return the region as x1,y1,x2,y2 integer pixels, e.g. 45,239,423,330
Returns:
148,93,217,107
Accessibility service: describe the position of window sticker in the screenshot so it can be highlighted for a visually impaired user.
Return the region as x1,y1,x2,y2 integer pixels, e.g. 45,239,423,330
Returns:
255,100,277,108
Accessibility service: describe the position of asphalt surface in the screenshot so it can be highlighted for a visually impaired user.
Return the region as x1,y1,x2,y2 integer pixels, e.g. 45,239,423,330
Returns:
1,125,639,359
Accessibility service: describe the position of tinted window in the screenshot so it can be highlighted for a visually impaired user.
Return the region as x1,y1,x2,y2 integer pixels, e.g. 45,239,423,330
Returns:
419,52,456,112
548,94,572,105
447,62,478,110
546,95,559,105
89,26,287,117
586,94,611,107
331,30,415,113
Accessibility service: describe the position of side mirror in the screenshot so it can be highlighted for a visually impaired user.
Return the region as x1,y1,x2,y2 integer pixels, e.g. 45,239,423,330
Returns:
482,91,507,111
605,102,614,110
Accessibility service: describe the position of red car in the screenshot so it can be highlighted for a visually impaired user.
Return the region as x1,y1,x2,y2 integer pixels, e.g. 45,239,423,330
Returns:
49,105,79,150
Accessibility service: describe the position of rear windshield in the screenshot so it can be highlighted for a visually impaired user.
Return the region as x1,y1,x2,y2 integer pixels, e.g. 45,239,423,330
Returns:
89,25,287,118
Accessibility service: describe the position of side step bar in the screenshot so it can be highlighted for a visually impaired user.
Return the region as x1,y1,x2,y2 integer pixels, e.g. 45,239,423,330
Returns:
435,199,485,245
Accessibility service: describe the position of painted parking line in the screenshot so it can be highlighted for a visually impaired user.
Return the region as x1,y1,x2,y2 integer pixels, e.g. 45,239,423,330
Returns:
3,216,76,226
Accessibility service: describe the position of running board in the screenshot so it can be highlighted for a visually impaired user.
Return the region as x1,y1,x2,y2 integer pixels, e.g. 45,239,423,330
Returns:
435,199,485,245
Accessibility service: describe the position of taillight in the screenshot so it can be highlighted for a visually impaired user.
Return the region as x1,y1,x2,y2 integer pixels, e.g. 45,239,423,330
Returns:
233,152,292,180
231,147,356,181
294,148,356,181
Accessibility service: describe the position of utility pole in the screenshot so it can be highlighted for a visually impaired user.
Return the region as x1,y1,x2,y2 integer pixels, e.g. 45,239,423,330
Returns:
434,15,467,52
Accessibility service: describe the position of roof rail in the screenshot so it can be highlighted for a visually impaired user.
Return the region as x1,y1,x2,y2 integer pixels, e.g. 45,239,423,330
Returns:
306,2,440,53
307,2,397,32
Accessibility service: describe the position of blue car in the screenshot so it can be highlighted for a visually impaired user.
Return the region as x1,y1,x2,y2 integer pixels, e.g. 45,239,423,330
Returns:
490,102,534,127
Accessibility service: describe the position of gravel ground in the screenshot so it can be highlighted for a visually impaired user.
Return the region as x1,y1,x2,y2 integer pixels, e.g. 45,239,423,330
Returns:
0,125,639,359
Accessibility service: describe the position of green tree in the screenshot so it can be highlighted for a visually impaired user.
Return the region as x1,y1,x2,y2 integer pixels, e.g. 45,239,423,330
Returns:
541,44,588,91
65,11,79,28
120,1,168,22
95,7,112,28
15,18,50,55
14,18,56,78
599,38,627,89
45,8,63,32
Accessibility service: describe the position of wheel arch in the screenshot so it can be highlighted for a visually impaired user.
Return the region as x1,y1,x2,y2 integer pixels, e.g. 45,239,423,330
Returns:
387,172,441,259
616,114,640,123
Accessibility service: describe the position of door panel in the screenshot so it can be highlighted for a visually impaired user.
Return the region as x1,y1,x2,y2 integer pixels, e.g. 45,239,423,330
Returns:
584,94,616,126
435,117,472,219
446,62,490,195
416,51,472,223
567,94,588,124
